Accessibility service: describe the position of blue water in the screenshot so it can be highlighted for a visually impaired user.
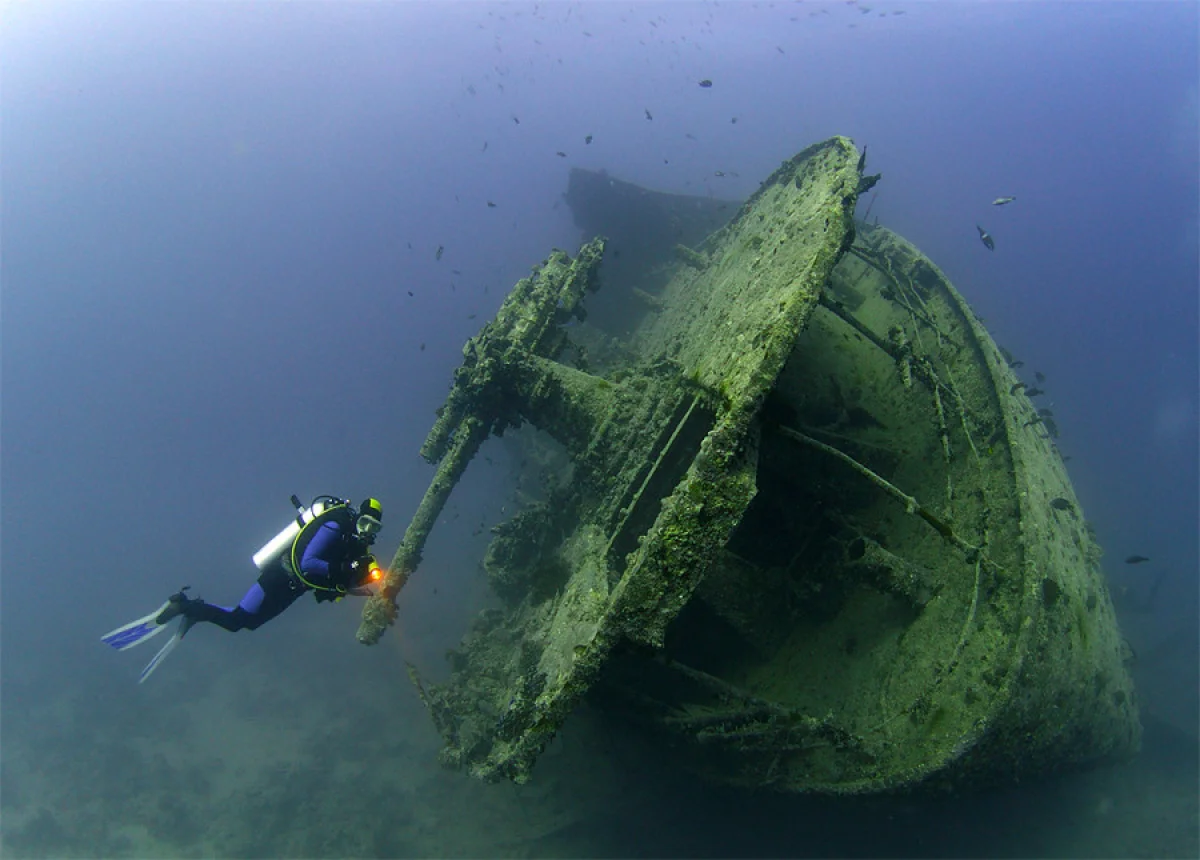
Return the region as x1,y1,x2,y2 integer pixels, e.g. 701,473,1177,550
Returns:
2,3,1196,857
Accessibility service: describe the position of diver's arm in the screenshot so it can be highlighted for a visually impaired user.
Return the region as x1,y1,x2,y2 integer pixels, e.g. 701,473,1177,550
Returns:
300,521,341,584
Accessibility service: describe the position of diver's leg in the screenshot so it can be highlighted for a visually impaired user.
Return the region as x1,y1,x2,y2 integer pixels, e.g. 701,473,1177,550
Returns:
181,596,254,632
165,565,304,633
198,565,305,631
172,579,280,633
238,565,306,629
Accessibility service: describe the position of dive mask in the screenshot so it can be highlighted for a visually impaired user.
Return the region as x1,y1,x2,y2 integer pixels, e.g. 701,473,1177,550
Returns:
356,514,382,540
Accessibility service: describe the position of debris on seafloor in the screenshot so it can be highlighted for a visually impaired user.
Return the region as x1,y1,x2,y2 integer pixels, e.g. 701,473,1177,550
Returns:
359,138,1140,795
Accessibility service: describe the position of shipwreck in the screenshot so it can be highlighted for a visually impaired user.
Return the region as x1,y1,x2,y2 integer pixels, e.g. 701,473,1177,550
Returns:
357,137,1140,793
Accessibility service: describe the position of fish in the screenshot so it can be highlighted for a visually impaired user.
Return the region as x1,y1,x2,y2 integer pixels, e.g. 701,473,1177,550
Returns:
1035,371,1046,383
714,171,725,177
977,225,995,251
436,245,444,261
1010,382,1027,395
556,151,567,157
1124,555,1151,565
1049,497,1075,513
1038,408,1054,417
419,342,426,351
699,79,713,88
487,201,497,208
585,134,593,144
1025,387,1045,397
992,196,1016,206
482,141,489,152
407,290,414,297
645,108,653,120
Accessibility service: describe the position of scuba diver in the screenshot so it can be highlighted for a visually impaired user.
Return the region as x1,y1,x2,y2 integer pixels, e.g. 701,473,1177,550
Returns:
102,495,385,682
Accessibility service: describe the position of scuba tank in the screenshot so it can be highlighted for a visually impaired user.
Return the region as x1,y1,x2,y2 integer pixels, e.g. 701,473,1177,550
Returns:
252,494,344,571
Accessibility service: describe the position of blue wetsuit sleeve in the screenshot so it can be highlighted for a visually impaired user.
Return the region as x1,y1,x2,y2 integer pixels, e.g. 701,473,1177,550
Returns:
301,520,343,585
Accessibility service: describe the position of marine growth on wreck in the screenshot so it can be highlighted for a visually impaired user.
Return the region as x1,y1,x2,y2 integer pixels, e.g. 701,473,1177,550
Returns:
358,137,1140,794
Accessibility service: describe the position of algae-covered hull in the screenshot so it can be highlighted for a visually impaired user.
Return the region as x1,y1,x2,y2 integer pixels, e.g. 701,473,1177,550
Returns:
360,137,1139,793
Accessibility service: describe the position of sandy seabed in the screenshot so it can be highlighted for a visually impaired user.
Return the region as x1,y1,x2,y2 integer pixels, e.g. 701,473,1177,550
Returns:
2,625,1196,859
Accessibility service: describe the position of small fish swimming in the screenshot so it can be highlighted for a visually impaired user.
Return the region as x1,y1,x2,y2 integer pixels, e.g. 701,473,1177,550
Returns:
1049,497,1075,513
1025,387,1045,397
977,225,995,250
1010,382,1027,395
992,196,1016,206
435,245,444,261
1124,555,1151,565
1035,371,1046,383
556,151,567,157
585,134,593,144
698,79,713,88
645,108,653,120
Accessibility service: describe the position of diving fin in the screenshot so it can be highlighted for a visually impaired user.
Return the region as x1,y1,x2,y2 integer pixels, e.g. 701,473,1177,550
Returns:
101,600,176,651
138,616,193,684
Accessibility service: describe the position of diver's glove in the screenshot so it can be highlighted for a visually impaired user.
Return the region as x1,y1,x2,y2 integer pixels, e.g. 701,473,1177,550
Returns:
313,589,342,604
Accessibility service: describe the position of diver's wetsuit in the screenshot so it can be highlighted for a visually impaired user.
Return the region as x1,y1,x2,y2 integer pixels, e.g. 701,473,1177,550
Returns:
184,518,365,632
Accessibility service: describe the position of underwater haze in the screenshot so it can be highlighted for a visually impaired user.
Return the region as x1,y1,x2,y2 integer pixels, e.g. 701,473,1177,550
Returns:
2,2,1197,857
